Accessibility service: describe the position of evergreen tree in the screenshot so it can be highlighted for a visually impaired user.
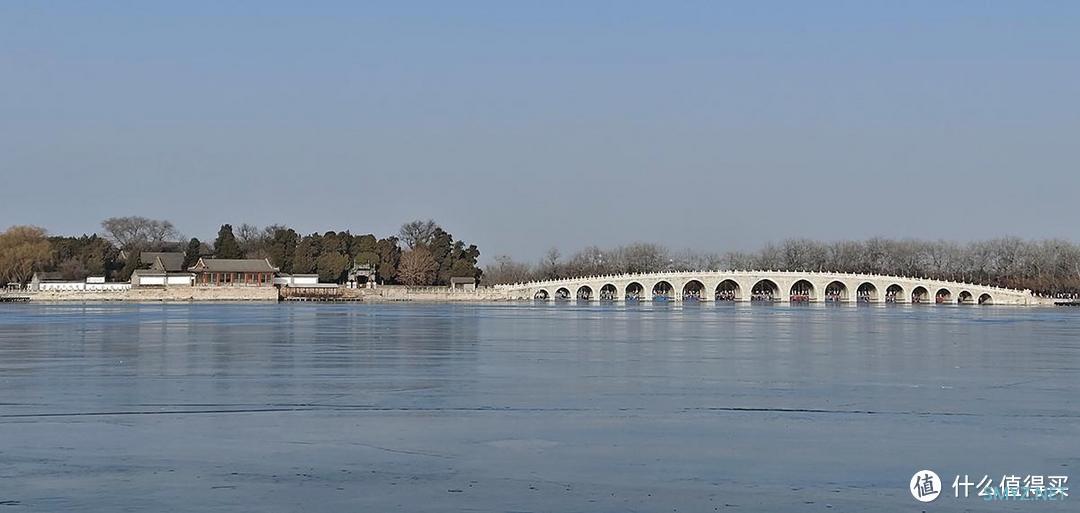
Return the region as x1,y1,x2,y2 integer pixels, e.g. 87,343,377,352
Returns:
375,237,402,284
182,238,202,269
316,252,350,283
292,233,322,274
352,234,380,270
266,227,298,273
213,224,243,259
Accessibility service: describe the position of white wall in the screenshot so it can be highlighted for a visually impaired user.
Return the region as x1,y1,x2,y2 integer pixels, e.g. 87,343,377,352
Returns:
39,281,131,292
138,276,166,286
275,275,320,286
292,275,319,286
166,275,193,286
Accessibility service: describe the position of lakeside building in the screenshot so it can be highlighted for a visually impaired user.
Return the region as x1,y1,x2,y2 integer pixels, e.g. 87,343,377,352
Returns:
141,252,185,272
449,277,477,291
188,258,279,286
131,252,195,287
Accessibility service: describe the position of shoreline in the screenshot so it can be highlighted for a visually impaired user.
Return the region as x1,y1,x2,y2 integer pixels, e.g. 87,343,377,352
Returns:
3,286,516,304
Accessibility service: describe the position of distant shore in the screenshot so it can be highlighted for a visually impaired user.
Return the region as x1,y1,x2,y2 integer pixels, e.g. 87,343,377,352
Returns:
4,286,515,303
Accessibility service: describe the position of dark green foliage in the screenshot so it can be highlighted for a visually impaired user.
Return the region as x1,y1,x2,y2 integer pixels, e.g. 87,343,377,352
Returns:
265,227,298,273
438,240,481,285
118,249,143,281
375,237,402,284
213,224,243,259
353,234,377,254
292,234,322,274
182,238,202,269
316,252,350,283
321,231,351,256
46,234,122,280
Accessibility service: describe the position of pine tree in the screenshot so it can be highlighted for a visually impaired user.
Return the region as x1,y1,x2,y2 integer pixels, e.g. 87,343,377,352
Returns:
182,238,202,269
213,225,243,259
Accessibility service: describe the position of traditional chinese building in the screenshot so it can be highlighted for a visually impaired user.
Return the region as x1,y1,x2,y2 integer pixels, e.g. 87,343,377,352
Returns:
188,258,279,286
132,252,195,287
141,252,186,273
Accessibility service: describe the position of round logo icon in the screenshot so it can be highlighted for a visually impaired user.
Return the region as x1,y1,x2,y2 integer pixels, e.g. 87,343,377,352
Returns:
910,470,942,502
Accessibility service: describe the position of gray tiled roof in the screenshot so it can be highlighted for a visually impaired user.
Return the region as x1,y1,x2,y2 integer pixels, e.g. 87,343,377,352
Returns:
141,252,186,272
189,258,278,273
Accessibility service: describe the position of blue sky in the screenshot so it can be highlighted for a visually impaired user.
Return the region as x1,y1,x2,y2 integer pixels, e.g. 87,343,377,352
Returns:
2,1,1078,260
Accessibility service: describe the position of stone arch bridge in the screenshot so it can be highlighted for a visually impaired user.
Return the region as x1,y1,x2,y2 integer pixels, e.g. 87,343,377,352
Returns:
495,271,1047,305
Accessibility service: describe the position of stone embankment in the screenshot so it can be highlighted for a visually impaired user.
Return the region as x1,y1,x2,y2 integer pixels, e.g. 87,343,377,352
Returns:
13,285,514,303
23,286,278,302
352,285,512,302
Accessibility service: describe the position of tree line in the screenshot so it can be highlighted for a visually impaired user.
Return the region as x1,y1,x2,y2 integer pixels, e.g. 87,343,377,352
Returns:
483,238,1080,295
0,217,482,287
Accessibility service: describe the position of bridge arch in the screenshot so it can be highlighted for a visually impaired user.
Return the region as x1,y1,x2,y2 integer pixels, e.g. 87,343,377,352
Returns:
751,279,780,302
958,290,973,304
535,289,550,300
682,280,705,301
935,288,952,303
715,279,741,301
824,281,848,302
652,281,674,301
886,284,904,303
789,280,815,302
625,282,644,301
979,293,993,305
600,284,617,301
555,287,571,300
911,286,930,304
576,285,593,301
857,282,878,302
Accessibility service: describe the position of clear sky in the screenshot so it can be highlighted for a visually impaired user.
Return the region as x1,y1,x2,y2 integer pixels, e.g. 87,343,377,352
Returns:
2,1,1078,260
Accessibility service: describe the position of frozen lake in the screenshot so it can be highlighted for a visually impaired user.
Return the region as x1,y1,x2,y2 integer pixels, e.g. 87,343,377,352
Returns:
0,302,1076,511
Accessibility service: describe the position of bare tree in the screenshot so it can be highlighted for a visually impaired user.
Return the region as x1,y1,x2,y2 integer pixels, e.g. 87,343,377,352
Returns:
483,255,533,285
397,247,439,286
670,249,722,272
520,237,1080,294
235,223,263,257
619,242,668,274
100,216,178,250
564,246,608,277
722,251,755,270
538,247,562,279
398,219,439,249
